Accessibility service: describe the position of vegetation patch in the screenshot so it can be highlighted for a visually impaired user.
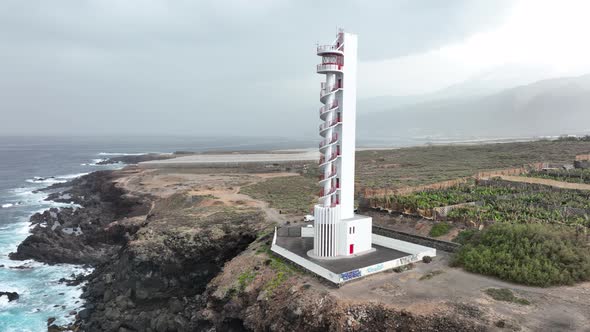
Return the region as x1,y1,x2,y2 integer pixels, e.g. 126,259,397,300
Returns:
356,140,590,189
419,270,445,281
240,175,317,214
392,263,415,273
373,181,590,227
525,169,590,185
264,254,299,296
453,223,590,286
429,222,451,237
237,270,257,291
453,229,478,244
484,288,531,305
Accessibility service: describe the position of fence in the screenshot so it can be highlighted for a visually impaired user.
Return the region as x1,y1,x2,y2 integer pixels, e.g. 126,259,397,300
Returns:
432,202,481,220
362,162,547,201
474,162,545,179
277,226,302,237
372,226,461,253
361,177,471,199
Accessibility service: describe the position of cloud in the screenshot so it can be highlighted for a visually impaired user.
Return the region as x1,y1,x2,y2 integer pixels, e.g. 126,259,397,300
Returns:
360,0,590,96
0,0,517,136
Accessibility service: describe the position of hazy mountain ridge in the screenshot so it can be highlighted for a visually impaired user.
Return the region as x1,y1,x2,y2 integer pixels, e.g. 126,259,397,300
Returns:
359,73,590,140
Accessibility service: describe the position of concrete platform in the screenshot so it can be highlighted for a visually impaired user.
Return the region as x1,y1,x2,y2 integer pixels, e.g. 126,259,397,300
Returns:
271,230,436,284
276,236,407,274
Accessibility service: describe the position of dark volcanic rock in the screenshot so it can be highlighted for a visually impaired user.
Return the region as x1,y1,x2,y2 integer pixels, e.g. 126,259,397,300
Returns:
77,194,262,332
0,291,19,302
10,171,151,265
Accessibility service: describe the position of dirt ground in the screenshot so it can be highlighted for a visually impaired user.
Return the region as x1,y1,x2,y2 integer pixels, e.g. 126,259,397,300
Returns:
323,252,590,332
494,175,590,191
113,166,590,331
113,166,301,224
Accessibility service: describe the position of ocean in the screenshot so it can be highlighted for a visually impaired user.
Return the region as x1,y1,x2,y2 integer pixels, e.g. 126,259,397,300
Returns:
0,136,318,331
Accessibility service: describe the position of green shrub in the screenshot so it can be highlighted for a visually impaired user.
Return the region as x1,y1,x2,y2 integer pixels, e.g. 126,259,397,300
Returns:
485,288,530,305
429,222,451,237
419,270,444,281
453,229,478,244
453,223,590,286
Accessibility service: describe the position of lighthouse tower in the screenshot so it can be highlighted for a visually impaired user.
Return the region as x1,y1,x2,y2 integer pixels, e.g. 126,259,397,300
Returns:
311,30,373,259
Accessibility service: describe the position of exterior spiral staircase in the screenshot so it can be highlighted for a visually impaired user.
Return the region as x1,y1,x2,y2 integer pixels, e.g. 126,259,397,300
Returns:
316,35,344,209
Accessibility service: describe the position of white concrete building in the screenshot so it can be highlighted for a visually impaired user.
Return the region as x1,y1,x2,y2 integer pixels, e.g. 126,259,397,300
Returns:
311,30,373,258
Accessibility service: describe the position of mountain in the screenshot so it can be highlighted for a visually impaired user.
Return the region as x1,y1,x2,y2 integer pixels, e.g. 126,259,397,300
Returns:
358,64,560,114
358,74,590,141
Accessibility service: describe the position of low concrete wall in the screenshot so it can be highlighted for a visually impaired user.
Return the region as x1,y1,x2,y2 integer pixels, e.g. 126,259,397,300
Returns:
372,234,436,258
373,226,461,253
277,226,302,237
345,253,420,282
301,226,314,237
339,235,435,283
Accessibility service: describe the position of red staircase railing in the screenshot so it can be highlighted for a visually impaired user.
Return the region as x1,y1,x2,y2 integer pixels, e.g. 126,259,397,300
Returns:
319,100,339,116
319,134,338,148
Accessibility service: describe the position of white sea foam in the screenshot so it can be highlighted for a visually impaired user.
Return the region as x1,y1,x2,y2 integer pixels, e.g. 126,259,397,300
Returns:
81,158,110,166
98,152,146,156
1,203,14,208
25,172,89,185
11,187,81,211
0,296,9,308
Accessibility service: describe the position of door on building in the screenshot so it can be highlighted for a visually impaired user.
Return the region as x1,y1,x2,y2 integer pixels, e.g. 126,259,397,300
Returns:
349,244,354,254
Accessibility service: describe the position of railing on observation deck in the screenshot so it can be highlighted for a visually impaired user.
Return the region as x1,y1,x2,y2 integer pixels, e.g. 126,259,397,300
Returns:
317,63,342,72
317,45,342,53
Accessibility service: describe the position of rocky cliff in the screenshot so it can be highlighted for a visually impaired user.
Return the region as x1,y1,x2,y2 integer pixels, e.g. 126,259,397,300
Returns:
10,171,151,265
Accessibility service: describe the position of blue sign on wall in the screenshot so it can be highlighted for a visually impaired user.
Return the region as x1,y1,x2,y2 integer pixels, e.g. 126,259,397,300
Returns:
341,269,362,281
366,263,384,273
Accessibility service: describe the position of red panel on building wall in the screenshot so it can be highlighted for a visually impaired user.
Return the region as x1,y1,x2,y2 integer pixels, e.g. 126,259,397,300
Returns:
349,244,354,254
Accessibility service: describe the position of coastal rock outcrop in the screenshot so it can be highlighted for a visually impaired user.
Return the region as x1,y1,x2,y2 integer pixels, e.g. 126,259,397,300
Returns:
0,291,19,302
10,170,151,265
78,193,263,332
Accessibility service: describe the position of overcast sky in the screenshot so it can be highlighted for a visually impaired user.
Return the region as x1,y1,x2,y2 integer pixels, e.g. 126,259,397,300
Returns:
1,0,589,137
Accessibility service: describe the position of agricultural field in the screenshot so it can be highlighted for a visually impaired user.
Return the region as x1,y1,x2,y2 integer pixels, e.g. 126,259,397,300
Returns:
524,168,590,185
356,140,590,189
370,180,590,227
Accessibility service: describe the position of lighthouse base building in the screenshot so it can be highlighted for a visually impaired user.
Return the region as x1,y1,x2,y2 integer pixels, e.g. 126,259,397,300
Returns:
309,210,373,259
271,29,435,284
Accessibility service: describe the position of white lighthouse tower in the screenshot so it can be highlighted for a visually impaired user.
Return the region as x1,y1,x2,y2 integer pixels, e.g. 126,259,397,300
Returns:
311,30,373,259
